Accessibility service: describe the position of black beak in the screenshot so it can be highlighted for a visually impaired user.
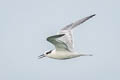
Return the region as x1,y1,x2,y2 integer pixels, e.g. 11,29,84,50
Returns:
38,54,45,59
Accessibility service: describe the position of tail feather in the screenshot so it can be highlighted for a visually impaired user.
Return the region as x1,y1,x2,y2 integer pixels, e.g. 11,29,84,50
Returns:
79,54,93,56
78,51,94,56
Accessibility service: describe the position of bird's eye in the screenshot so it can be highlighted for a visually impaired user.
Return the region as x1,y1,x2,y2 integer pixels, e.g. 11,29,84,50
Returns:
46,52,49,54
46,50,52,54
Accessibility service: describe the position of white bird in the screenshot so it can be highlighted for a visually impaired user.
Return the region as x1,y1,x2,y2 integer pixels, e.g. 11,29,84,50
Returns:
39,14,96,60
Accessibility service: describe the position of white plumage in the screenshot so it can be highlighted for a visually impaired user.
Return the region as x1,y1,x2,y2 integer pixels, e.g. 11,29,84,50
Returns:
39,14,95,60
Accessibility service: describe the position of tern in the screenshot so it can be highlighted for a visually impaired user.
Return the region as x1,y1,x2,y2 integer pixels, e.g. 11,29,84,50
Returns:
39,14,96,60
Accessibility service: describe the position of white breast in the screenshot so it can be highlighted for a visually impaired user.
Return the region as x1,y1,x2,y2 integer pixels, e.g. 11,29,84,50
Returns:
46,50,80,60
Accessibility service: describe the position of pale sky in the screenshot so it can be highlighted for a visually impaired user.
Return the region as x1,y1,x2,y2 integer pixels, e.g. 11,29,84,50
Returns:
0,0,120,80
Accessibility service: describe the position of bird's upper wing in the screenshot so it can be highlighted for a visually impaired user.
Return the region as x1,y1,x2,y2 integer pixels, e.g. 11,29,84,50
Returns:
58,30,73,51
58,14,96,51
47,34,70,51
61,14,96,30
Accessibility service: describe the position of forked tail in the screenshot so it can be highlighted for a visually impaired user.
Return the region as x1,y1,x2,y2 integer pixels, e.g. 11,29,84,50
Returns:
78,51,93,56
79,54,93,56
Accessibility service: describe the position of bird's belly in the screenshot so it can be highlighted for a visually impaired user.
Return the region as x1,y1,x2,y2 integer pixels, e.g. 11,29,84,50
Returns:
47,52,79,60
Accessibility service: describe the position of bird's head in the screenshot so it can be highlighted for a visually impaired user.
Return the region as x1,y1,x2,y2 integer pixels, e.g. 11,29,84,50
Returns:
38,50,53,59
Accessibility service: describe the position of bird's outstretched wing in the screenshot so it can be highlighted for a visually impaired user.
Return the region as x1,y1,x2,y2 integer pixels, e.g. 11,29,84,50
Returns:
58,14,96,51
61,14,96,30
47,34,70,51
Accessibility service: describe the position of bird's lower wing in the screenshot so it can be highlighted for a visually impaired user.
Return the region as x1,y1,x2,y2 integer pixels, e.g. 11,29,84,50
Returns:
47,34,70,51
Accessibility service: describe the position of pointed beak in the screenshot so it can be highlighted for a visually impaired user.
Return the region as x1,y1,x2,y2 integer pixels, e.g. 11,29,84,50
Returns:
38,54,45,59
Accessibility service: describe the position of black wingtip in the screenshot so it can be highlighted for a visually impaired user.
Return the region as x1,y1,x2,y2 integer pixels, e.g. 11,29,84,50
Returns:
59,34,65,37
90,14,96,17
54,34,65,38
87,14,96,19
56,34,65,37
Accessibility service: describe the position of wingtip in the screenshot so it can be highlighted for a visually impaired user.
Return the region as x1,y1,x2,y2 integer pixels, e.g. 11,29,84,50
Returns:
58,34,65,37
91,14,96,17
87,14,96,19
61,34,65,36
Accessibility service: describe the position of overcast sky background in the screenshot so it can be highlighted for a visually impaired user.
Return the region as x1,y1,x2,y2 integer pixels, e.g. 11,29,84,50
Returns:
0,0,120,80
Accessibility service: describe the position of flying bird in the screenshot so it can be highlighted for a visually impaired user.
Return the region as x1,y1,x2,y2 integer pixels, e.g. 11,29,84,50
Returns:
39,14,96,60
